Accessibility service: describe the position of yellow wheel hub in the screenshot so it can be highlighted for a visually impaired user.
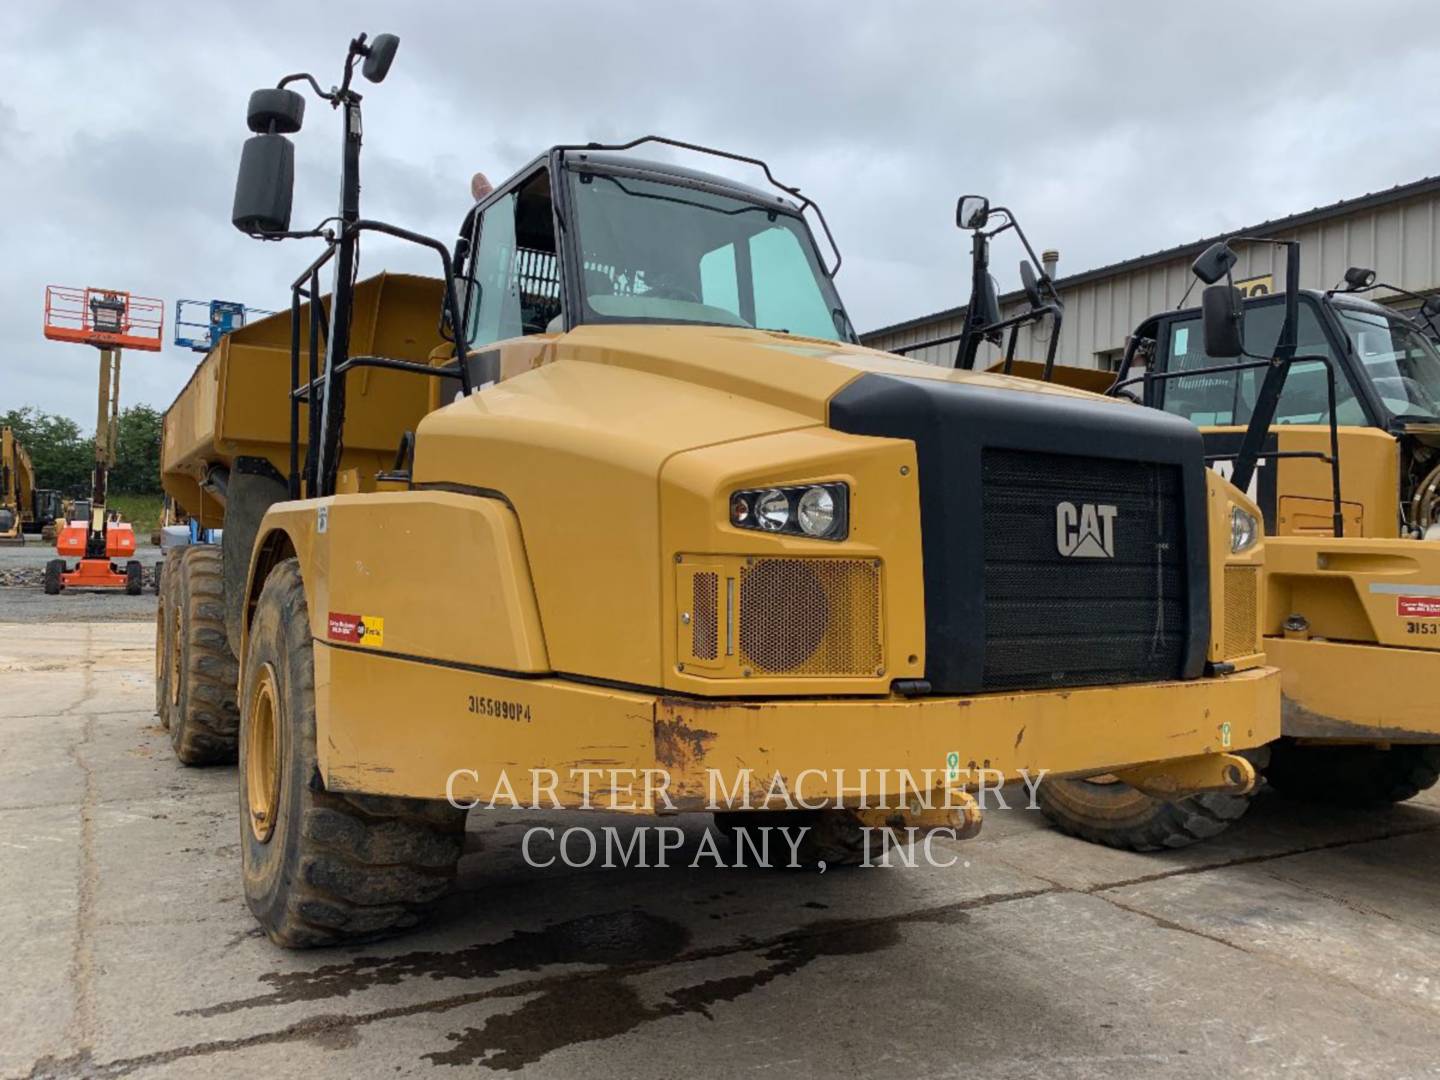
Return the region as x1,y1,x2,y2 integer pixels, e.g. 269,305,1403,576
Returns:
168,604,182,708
245,663,283,844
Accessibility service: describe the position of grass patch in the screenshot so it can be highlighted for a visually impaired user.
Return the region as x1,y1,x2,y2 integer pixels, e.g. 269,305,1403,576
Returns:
108,493,164,534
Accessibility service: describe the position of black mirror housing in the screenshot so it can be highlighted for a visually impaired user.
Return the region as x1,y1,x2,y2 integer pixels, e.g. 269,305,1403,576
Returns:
1201,284,1245,358
363,33,399,83
246,88,305,134
1192,241,1239,286
233,134,295,234
957,195,990,230
972,272,1002,329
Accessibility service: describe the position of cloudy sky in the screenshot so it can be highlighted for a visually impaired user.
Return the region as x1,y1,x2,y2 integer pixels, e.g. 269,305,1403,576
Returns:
4,0,1440,428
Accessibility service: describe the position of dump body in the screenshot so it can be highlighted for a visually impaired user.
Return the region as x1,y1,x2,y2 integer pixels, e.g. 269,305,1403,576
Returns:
160,272,442,528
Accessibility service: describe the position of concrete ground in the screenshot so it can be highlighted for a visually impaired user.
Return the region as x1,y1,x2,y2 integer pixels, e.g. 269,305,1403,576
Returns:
2,622,1439,1079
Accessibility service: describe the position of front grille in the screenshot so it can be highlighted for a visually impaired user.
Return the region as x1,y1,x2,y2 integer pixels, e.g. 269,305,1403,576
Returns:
738,558,882,676
1222,565,1259,659
981,449,1188,690
691,572,719,660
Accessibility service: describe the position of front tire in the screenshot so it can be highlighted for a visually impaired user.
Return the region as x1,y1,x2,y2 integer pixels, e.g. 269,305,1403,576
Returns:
240,558,467,947
1037,767,1261,852
1264,739,1440,807
43,559,63,595
125,559,143,596
169,546,240,764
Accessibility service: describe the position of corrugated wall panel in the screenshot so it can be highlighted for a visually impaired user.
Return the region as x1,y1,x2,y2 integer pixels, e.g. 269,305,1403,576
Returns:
864,191,1440,366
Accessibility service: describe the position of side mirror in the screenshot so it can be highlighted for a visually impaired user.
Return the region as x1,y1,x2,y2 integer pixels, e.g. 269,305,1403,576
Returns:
232,134,295,234
1343,266,1377,291
1201,284,1244,358
246,88,305,134
1192,241,1239,286
1421,297,1440,319
957,195,990,231
1019,260,1043,310
363,33,400,83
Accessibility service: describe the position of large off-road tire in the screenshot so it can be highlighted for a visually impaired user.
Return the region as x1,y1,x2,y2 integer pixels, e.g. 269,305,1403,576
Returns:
43,559,63,595
154,551,184,727
240,558,467,947
713,808,870,868
1264,739,1440,807
169,546,240,765
125,559,143,596
1036,751,1269,852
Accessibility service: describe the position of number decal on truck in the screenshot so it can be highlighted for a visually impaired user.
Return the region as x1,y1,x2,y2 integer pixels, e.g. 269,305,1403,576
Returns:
1405,621,1440,636
468,695,533,722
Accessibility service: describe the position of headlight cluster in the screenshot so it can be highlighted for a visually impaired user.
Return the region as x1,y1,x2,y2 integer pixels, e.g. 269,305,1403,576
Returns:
1230,505,1259,553
730,482,849,540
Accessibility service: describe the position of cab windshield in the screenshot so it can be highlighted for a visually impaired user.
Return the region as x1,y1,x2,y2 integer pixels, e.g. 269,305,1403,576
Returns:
1336,306,1440,420
567,169,852,341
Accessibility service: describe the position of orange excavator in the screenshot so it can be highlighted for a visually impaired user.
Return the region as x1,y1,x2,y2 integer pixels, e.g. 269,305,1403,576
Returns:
41,286,163,595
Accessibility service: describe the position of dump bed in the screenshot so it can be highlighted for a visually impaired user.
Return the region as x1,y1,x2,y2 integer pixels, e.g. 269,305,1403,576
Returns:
161,273,445,527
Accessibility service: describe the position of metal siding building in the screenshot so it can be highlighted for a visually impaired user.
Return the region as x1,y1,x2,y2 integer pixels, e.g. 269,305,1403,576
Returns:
862,176,1440,368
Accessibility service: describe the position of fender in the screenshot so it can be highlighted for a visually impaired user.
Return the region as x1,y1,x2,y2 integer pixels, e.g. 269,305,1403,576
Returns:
240,490,550,783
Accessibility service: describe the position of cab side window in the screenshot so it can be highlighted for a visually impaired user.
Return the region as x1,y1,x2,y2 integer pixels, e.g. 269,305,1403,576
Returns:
466,169,561,348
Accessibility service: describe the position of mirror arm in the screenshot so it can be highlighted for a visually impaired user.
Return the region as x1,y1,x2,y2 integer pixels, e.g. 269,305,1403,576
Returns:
278,72,334,103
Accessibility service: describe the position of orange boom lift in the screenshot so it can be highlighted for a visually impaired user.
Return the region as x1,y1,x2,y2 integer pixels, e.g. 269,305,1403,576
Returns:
42,286,164,594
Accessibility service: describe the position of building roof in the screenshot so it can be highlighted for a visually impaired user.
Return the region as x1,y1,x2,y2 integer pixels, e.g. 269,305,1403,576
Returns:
862,173,1440,341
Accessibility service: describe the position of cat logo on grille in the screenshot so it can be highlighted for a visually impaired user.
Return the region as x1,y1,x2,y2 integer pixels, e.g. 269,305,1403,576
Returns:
1056,501,1118,559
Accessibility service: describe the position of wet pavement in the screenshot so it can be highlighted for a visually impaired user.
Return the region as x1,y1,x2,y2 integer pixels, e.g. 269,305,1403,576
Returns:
2,622,1439,1078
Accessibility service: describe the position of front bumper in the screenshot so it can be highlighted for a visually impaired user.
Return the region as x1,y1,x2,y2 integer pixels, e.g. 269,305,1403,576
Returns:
316,645,1281,810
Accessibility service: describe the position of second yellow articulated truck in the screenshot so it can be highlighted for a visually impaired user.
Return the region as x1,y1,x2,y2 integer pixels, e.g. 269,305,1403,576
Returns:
934,200,1440,849
156,32,1280,947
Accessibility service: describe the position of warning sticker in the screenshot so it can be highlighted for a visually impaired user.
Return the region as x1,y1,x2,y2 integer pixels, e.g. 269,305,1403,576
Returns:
328,612,385,647
1397,596,1440,619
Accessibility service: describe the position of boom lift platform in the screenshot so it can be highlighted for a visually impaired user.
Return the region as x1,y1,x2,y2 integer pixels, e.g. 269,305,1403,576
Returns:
42,286,163,594
174,298,274,353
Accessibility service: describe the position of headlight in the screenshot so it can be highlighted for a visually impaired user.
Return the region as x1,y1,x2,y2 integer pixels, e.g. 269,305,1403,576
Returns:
1230,505,1259,553
797,486,837,537
729,482,848,541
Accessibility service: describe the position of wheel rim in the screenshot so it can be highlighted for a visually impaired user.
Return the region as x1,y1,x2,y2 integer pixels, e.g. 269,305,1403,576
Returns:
168,604,182,708
244,662,283,844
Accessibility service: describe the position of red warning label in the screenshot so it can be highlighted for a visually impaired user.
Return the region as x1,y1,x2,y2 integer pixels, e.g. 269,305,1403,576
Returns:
327,612,384,646
1396,596,1440,619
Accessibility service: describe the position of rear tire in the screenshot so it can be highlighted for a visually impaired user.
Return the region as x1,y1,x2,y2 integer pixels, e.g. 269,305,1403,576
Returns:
1036,752,1268,853
125,559,143,595
43,559,63,595
169,546,240,765
1264,739,1440,807
713,808,870,868
240,558,467,947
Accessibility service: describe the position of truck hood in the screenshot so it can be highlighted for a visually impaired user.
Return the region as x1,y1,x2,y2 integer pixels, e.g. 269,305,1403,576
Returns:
545,322,1125,424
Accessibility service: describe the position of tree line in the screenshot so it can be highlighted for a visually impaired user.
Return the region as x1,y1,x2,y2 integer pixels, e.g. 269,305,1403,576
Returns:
1,405,162,495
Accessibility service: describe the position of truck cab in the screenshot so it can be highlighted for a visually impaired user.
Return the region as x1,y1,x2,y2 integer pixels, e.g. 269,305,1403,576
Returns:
1129,289,1440,540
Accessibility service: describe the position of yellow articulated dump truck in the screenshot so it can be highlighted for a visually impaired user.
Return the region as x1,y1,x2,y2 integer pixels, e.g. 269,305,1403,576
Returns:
936,200,1440,848
155,32,1279,947
1,426,36,544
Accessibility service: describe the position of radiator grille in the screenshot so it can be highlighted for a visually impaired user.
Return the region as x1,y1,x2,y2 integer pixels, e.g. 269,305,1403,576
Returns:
691,572,719,660
739,558,882,676
1222,565,1259,660
981,449,1188,690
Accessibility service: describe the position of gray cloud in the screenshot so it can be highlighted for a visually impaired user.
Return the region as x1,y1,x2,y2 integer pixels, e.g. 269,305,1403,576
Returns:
4,0,1440,426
